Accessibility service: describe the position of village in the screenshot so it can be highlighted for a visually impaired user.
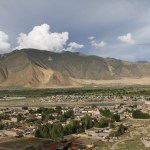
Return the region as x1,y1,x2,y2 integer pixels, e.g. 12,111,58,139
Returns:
0,97,150,150
39,95,148,103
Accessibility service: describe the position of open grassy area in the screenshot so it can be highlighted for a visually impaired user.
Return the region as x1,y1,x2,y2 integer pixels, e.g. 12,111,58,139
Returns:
114,120,150,150
117,137,149,150
96,141,114,150
0,137,51,150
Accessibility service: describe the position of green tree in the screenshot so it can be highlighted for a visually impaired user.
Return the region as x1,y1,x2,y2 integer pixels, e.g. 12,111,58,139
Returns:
55,106,62,114
100,108,112,117
81,115,93,129
0,123,4,130
22,106,28,110
35,129,41,137
42,124,50,138
109,123,115,129
111,114,120,122
50,123,64,140
64,124,73,135
132,110,150,119
115,124,125,136
99,118,109,128
17,114,22,122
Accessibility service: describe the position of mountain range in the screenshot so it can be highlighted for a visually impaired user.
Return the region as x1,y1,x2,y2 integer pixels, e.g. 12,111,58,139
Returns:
0,49,150,88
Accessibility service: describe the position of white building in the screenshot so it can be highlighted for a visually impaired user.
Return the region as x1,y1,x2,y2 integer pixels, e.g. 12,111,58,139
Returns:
85,128,112,139
143,101,150,114
142,136,150,147
0,130,17,137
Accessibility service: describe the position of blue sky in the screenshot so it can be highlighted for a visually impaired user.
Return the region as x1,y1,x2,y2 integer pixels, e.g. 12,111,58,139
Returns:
0,0,150,61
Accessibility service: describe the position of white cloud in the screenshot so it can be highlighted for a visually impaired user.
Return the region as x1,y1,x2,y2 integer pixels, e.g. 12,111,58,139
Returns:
16,24,69,52
0,31,11,51
66,42,84,51
89,37,107,49
88,36,95,40
91,41,107,49
118,33,135,44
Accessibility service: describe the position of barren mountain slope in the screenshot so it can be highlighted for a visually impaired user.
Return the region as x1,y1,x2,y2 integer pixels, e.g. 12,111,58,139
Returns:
0,50,78,87
21,49,150,79
0,49,150,87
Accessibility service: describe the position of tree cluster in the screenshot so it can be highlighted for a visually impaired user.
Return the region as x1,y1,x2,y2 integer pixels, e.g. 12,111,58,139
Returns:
100,108,120,122
0,123,4,130
35,115,117,139
110,124,126,137
132,110,150,119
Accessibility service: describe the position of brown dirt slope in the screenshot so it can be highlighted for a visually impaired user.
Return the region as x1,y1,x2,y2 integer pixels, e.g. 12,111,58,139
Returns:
0,49,150,87
0,50,78,87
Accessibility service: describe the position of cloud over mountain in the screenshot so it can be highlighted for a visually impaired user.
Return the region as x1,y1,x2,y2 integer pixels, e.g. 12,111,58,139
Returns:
89,36,107,49
118,33,135,44
16,24,69,52
0,31,11,52
66,42,84,51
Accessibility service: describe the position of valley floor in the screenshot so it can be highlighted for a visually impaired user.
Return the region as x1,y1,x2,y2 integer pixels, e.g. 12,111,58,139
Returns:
76,77,150,86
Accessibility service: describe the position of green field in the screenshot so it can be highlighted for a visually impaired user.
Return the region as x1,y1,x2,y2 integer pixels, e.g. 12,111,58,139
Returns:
0,85,150,98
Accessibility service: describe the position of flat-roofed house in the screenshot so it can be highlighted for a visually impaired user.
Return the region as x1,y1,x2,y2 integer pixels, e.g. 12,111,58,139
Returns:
143,101,150,114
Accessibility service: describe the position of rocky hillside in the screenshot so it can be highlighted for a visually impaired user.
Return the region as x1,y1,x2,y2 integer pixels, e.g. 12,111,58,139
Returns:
0,49,150,87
